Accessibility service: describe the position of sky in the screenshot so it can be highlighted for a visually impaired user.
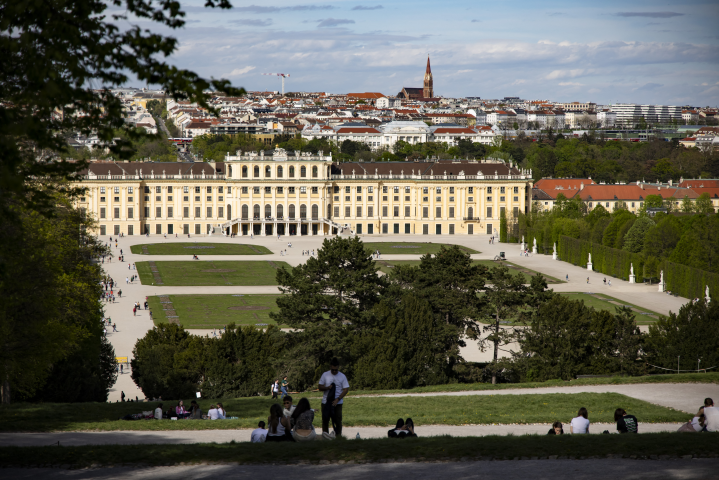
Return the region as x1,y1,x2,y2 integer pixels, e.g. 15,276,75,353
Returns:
120,0,719,106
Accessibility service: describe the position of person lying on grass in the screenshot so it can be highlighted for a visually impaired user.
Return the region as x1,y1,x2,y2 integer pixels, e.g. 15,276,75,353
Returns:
615,408,638,434
388,418,417,438
547,421,564,435
570,407,589,434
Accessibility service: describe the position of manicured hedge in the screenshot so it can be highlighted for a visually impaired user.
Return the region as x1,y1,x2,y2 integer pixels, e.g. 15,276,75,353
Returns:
559,236,645,281
664,260,719,300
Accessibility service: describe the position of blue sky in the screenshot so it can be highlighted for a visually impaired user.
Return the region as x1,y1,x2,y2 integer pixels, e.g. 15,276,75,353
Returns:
125,0,719,105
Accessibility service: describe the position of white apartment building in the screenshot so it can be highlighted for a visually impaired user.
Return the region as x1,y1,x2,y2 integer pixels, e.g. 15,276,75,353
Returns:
527,111,566,129
610,104,682,125
564,111,597,129
379,121,431,148
596,110,617,127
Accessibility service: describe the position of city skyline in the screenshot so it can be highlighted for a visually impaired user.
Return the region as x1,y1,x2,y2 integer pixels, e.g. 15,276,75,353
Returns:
118,1,718,105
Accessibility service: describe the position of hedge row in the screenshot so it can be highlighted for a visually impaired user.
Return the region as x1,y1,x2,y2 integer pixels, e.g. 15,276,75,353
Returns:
665,260,719,300
559,235,645,281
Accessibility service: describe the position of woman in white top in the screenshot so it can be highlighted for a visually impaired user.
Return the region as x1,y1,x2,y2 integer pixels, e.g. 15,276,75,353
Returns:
154,403,164,420
265,404,292,442
217,402,226,419
691,407,705,432
570,407,590,434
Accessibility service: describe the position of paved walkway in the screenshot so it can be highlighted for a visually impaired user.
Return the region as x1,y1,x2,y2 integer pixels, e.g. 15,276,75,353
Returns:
101,234,692,402
0,423,689,447
5,459,718,479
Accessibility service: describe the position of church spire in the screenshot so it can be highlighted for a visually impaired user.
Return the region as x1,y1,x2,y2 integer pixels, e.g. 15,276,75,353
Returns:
423,55,434,98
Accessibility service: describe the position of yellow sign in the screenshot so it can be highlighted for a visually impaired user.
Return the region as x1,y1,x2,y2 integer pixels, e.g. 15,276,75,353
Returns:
116,357,128,364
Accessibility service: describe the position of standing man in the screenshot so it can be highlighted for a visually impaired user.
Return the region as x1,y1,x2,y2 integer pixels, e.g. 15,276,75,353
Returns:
318,357,349,440
280,376,289,399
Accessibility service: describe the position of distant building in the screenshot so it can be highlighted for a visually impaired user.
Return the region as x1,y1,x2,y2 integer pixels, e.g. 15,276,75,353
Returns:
398,56,436,100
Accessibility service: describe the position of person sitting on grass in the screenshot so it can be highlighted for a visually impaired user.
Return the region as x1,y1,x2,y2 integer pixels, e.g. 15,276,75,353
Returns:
251,421,268,443
291,398,317,442
283,396,296,418
615,408,638,434
678,407,705,432
208,404,221,420
388,418,417,438
189,400,202,419
265,403,293,442
570,407,589,434
175,400,191,419
154,403,163,420
704,398,719,432
217,403,227,419
547,421,564,435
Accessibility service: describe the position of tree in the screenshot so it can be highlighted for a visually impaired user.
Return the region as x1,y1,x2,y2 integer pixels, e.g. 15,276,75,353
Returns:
0,197,108,403
131,323,208,400
695,193,716,214
601,210,635,248
644,299,719,373
644,194,664,209
1,0,244,220
516,296,643,381
622,216,655,253
271,237,386,371
352,295,455,389
499,208,508,242
203,324,282,398
681,195,695,214
478,266,529,384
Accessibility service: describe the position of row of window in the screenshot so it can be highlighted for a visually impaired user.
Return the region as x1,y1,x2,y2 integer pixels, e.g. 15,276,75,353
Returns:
240,165,320,178
333,206,509,219
346,223,492,235
99,186,230,194
99,206,226,219
98,224,213,236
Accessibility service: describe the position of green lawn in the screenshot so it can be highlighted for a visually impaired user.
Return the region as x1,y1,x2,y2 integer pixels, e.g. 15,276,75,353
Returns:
0,392,690,432
136,261,290,286
2,433,717,468
376,259,563,283
148,294,281,328
130,242,272,255
363,242,479,255
559,293,664,325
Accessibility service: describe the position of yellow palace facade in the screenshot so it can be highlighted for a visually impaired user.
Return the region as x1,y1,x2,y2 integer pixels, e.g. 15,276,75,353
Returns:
76,149,533,237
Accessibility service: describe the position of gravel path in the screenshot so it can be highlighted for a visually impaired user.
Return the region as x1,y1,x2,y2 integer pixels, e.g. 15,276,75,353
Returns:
5,459,718,480
0,423,687,447
372,383,719,414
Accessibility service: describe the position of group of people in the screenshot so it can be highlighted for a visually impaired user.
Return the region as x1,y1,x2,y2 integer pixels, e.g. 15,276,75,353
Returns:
152,400,229,420
549,398,719,436
270,377,290,399
253,358,349,442
548,407,638,435
301,249,315,256
679,398,719,432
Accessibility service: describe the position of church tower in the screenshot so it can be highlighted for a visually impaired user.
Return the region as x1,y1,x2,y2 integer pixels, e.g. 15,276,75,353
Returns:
423,55,434,98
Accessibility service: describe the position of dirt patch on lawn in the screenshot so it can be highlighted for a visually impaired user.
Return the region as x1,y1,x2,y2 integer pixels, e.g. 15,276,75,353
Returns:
227,306,268,311
202,269,236,273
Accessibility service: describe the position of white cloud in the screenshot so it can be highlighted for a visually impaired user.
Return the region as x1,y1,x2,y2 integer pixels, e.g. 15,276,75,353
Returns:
558,82,584,86
221,66,256,77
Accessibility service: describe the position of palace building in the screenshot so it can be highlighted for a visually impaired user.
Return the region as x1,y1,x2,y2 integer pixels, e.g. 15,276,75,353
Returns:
75,149,533,237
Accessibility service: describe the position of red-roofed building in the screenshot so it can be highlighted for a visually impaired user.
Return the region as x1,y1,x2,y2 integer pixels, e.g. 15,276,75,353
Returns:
334,126,382,150
532,178,594,210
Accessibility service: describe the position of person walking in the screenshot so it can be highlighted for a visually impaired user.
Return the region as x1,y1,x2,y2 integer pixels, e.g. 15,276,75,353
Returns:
319,357,349,440
121,391,125,402
280,376,289,399
133,306,137,316
271,380,280,399
566,274,569,282
112,323,117,332
587,277,589,284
